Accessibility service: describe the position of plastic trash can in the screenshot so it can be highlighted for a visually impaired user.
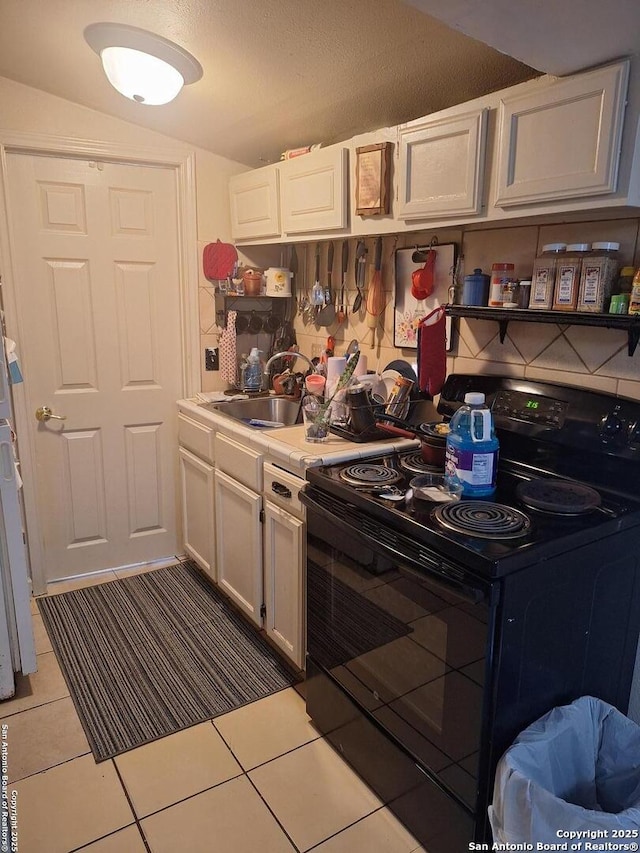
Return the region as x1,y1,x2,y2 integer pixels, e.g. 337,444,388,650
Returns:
489,696,640,843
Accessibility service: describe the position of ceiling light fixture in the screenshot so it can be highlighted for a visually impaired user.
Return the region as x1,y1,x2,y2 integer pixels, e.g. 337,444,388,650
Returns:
84,22,203,106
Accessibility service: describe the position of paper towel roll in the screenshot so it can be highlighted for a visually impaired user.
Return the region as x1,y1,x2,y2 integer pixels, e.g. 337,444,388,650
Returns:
326,356,347,383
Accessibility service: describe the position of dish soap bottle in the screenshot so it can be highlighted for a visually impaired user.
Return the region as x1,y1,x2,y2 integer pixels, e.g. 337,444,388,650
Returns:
241,347,263,392
444,392,499,498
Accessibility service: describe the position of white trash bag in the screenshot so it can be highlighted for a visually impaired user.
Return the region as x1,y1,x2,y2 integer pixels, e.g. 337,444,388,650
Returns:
489,696,640,843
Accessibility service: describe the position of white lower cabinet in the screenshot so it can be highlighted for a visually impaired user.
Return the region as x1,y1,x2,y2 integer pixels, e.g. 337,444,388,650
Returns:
214,468,264,627
178,447,216,580
179,420,308,670
263,500,305,669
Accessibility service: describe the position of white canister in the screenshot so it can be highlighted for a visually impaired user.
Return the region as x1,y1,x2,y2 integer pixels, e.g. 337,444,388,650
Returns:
264,267,292,297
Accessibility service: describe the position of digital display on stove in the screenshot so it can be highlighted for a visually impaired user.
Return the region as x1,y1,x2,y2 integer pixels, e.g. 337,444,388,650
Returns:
492,390,568,427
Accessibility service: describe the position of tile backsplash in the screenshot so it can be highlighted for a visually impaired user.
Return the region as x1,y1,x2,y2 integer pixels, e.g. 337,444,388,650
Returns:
199,213,640,400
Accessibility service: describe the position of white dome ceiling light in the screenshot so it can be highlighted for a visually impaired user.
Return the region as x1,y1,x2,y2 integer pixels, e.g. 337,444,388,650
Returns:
84,22,203,106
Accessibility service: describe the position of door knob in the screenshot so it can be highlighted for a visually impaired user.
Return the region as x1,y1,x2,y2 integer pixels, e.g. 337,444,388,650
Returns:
35,406,67,423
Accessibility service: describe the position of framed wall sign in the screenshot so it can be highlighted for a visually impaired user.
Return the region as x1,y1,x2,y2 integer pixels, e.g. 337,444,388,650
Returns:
355,142,392,216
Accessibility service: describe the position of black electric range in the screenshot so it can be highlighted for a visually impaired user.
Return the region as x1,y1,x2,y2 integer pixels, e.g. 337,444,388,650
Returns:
305,448,640,579
302,375,640,850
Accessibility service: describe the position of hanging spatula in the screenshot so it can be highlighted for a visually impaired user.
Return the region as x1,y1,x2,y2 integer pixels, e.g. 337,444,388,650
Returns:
311,243,324,317
317,242,336,326
353,240,367,313
289,244,298,313
337,241,348,324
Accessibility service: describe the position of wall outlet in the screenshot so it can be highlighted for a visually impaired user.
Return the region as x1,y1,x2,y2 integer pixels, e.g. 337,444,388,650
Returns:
311,342,323,358
205,347,219,371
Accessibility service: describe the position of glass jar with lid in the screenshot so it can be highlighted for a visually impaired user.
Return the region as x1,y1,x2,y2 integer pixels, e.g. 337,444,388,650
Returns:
529,244,566,310
488,262,515,307
577,242,620,312
552,243,590,311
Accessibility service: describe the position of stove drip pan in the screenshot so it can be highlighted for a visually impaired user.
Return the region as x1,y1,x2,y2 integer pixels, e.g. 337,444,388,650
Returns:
398,452,442,475
339,463,403,488
434,501,531,539
516,479,601,515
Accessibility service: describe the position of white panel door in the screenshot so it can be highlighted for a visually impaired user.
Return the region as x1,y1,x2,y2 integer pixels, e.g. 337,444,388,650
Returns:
263,500,304,668
4,154,182,581
178,447,215,580
495,60,629,206
280,147,348,234
214,469,263,627
229,165,281,241
398,108,488,220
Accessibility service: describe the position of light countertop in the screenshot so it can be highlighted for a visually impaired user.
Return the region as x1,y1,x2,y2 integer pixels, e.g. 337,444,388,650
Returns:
177,397,419,473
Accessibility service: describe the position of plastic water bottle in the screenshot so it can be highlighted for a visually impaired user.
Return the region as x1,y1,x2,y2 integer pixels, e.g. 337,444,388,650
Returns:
445,392,499,498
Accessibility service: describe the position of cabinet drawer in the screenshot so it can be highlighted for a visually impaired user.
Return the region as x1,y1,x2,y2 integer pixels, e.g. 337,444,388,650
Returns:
178,413,215,464
263,462,305,519
215,433,262,491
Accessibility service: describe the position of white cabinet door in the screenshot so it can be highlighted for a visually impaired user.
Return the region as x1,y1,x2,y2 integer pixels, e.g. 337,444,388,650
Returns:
398,108,488,220
178,447,215,580
214,469,263,627
229,165,281,241
281,147,348,234
263,500,305,669
495,60,629,206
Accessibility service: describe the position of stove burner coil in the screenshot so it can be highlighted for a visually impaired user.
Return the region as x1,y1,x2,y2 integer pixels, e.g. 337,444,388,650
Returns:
339,463,402,488
516,479,601,515
434,501,531,539
398,452,442,475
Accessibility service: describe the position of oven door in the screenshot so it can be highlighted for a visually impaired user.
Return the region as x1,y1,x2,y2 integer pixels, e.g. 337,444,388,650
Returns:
302,485,494,818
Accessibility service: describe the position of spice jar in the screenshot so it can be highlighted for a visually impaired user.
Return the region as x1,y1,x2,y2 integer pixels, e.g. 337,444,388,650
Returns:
576,242,620,312
516,280,532,309
616,266,635,294
628,268,640,315
488,263,515,307
502,281,518,308
552,243,590,311
530,244,566,310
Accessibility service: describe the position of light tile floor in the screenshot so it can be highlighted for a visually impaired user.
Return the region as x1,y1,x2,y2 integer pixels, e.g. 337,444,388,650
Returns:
2,563,426,853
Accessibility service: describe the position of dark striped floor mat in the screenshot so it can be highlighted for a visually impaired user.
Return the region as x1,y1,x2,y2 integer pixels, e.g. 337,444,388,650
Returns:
38,560,294,761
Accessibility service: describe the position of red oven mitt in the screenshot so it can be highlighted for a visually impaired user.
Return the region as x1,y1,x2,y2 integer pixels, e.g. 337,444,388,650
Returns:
203,240,238,281
417,306,447,397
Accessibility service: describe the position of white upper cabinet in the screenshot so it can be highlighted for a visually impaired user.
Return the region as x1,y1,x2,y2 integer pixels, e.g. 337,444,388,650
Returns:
280,147,348,234
398,108,488,220
495,60,630,207
229,164,281,241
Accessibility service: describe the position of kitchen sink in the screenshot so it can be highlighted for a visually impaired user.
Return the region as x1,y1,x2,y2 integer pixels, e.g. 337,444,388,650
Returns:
201,395,302,427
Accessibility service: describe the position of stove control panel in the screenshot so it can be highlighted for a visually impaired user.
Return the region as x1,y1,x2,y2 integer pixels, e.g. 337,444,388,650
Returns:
492,390,568,428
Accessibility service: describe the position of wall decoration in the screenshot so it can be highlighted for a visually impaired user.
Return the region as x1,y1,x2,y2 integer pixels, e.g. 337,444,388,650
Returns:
394,243,456,350
355,142,392,216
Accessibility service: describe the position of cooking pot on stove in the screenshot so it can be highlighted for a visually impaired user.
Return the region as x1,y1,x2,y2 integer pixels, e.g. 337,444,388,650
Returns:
376,417,450,465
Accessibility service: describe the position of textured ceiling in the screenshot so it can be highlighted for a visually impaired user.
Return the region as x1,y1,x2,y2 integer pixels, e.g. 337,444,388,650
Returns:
407,0,640,77
0,0,537,166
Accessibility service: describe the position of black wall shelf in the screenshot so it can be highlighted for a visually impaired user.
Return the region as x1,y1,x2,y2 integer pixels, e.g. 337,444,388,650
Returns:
446,305,640,356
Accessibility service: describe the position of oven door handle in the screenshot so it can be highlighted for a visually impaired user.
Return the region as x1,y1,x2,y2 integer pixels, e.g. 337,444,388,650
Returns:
301,487,488,604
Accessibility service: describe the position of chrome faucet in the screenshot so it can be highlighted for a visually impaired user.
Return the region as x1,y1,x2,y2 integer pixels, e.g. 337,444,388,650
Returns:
262,351,319,391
